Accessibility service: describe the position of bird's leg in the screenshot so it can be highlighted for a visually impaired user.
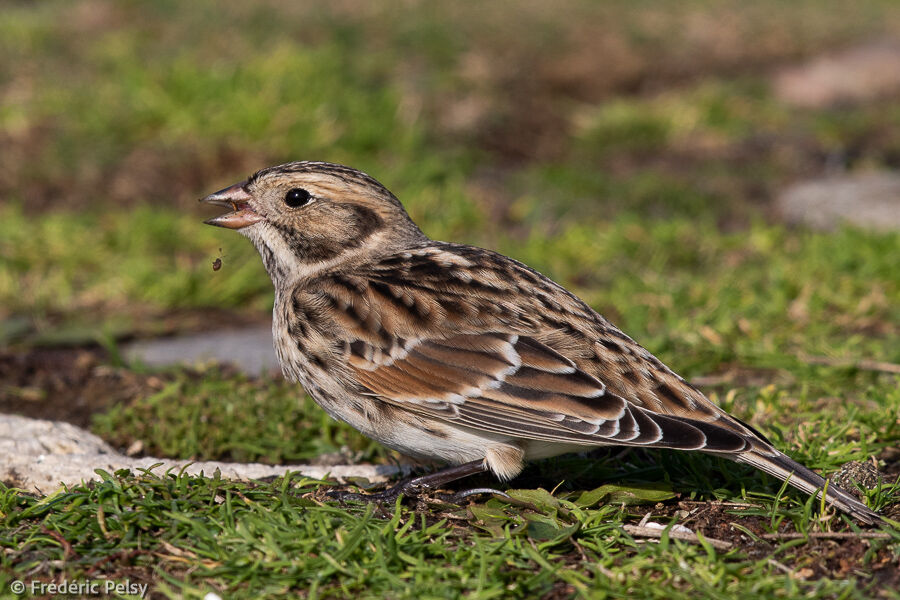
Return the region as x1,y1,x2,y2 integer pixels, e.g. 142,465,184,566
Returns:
328,460,499,503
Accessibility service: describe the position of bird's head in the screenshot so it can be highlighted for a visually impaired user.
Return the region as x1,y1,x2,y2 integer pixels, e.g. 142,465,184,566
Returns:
201,161,425,283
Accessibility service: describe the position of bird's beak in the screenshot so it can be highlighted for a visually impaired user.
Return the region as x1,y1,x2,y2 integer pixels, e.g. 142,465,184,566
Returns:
199,182,264,229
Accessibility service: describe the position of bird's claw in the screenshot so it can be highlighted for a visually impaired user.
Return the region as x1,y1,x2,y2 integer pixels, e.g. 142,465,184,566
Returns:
326,480,429,504
327,482,507,505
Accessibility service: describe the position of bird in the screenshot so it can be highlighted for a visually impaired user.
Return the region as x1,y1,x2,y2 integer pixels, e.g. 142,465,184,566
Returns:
201,160,882,524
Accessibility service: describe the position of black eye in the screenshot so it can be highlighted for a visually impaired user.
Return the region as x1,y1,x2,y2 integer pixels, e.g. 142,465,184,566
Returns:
284,188,311,208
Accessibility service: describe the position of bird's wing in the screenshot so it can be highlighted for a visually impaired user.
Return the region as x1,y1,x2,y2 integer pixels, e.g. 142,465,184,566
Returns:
317,252,881,523
346,331,752,452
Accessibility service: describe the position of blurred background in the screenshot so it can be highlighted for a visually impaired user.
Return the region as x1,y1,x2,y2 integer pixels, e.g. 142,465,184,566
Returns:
1,1,898,466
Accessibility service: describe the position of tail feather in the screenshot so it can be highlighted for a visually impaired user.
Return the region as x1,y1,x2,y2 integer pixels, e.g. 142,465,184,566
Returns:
735,449,882,525
641,409,882,524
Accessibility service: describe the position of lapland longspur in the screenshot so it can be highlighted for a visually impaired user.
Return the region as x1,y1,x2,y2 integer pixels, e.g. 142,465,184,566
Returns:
202,161,881,524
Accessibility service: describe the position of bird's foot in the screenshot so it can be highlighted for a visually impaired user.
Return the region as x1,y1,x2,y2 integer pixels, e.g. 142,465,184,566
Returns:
327,482,508,504
326,460,493,504
326,477,429,504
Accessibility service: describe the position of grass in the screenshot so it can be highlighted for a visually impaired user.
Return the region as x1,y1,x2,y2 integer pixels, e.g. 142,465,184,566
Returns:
2,0,900,598
2,470,899,600
91,369,385,465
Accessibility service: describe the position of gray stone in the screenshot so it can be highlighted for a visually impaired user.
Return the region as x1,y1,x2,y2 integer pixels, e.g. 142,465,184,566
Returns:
777,172,900,232
124,325,279,375
0,414,404,495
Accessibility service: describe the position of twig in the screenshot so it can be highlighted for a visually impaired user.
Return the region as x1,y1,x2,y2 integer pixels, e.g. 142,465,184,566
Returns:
623,524,732,550
761,531,891,541
39,526,77,561
767,558,793,574
85,549,146,576
678,500,759,508
799,354,900,375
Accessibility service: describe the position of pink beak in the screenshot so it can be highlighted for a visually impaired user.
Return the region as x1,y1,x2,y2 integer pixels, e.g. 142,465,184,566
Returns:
200,182,264,229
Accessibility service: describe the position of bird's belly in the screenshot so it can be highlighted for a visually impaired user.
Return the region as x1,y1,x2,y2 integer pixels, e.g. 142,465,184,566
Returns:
309,388,493,465
373,418,497,465
305,383,533,478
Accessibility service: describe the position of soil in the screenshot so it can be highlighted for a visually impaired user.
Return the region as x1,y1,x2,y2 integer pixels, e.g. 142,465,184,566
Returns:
645,501,900,587
0,346,163,429
6,305,269,349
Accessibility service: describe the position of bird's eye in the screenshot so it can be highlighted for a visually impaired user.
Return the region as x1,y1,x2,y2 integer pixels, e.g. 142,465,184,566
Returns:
284,188,312,208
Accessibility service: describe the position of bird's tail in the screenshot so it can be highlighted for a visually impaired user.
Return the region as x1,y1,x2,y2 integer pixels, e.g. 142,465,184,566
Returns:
735,449,882,525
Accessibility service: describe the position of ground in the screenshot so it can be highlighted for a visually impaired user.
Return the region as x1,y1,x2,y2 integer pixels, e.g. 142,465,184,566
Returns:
1,1,899,598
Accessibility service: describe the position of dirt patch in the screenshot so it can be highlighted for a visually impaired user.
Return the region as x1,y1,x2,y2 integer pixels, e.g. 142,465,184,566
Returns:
0,347,164,429
664,501,899,586
5,306,268,349
774,40,900,109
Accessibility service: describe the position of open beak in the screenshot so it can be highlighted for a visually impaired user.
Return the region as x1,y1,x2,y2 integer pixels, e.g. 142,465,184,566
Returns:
199,182,264,229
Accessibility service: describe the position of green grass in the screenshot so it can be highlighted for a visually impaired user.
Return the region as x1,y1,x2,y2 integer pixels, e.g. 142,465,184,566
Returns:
3,0,900,597
90,369,386,465
2,470,898,599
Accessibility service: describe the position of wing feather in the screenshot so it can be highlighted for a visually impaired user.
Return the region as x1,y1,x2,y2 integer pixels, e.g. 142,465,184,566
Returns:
347,331,753,452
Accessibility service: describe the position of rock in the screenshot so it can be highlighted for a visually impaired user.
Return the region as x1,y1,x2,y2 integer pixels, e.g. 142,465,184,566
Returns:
124,326,279,375
773,40,900,108
777,172,900,232
0,414,404,494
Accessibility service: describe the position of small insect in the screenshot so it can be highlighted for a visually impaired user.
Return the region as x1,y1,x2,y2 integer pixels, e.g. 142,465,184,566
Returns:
212,247,224,271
